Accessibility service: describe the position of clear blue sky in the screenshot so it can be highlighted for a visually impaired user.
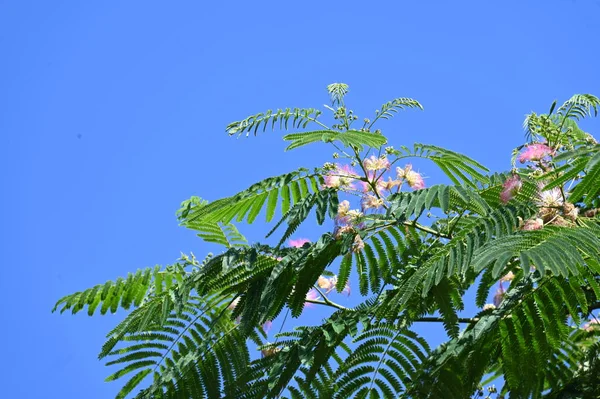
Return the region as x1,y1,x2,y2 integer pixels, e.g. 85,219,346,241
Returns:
1,1,599,398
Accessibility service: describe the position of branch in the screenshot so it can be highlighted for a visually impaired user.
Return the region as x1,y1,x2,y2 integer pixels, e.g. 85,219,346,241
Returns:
308,286,349,311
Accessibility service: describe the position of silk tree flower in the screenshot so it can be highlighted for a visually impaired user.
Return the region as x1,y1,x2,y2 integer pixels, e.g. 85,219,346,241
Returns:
362,194,385,211
359,171,383,194
397,164,425,190
304,289,320,308
522,218,544,231
337,200,350,217
500,174,522,203
364,155,391,171
352,235,365,253
563,202,579,221
377,177,401,192
493,286,505,307
289,238,310,248
346,209,363,223
535,185,563,209
483,304,496,311
323,164,359,189
334,225,355,238
518,143,554,163
261,345,281,358
406,170,425,190
262,320,273,333
317,275,351,296
500,271,515,283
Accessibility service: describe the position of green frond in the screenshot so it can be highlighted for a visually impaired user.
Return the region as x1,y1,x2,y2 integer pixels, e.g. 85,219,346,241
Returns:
52,264,188,316
368,97,423,128
226,108,325,136
101,294,250,399
391,144,489,187
386,184,491,220
186,221,248,248
178,168,323,226
282,129,388,151
385,204,534,315
472,224,600,278
334,324,429,399
556,94,600,122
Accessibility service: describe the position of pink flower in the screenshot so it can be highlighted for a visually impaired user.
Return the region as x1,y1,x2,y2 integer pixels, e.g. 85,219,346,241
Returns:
364,155,391,171
289,238,310,248
500,174,522,204
337,200,350,217
522,218,544,231
518,144,554,163
261,345,281,357
304,289,320,308
334,225,355,238
352,235,365,253
317,275,351,296
493,286,505,307
262,320,273,333
500,271,515,282
406,170,425,190
323,164,359,189
397,164,425,190
362,195,384,210
378,177,401,192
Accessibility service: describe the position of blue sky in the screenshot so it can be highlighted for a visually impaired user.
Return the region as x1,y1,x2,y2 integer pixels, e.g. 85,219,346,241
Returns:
1,0,600,397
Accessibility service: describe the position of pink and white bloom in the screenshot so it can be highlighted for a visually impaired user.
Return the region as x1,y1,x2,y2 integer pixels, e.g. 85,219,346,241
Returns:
500,271,515,283
304,289,320,308
378,177,401,192
483,304,496,311
337,200,350,217
500,174,522,204
364,155,391,171
362,195,385,210
317,275,351,296
397,164,425,190
352,235,365,253
406,170,425,190
323,164,359,189
493,286,505,307
262,320,273,333
289,238,311,248
536,186,563,209
522,218,544,231
518,143,554,163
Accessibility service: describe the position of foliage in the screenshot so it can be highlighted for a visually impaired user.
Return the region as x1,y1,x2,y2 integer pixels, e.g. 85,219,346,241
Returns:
55,84,600,398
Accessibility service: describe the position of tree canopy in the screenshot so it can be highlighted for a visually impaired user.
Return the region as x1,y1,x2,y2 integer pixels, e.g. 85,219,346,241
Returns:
54,84,600,398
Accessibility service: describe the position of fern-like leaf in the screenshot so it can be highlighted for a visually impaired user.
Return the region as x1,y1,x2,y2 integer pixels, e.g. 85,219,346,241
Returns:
227,108,325,136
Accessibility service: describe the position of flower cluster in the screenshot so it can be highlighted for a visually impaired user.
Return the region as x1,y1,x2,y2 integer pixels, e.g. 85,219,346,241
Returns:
397,164,425,190
323,164,360,189
500,174,522,204
518,143,554,163
317,275,351,296
289,238,311,248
